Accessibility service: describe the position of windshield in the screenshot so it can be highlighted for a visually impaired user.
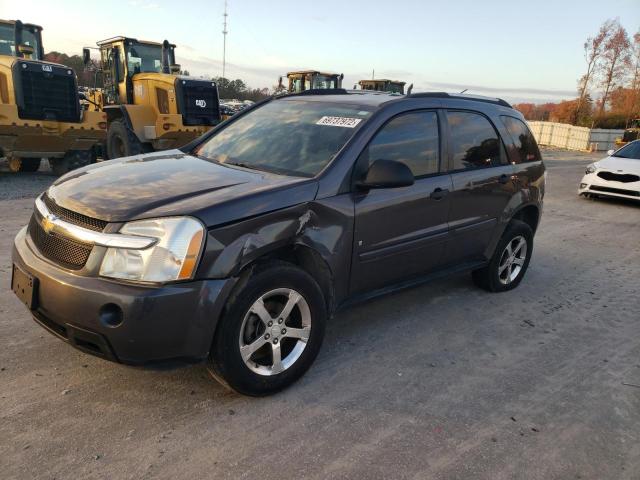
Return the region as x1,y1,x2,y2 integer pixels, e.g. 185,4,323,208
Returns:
0,23,42,59
613,141,640,160
387,83,404,94
195,99,373,177
126,42,162,75
312,75,338,89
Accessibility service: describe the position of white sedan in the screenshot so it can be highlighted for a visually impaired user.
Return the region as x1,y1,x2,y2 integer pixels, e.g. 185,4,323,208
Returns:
579,140,640,201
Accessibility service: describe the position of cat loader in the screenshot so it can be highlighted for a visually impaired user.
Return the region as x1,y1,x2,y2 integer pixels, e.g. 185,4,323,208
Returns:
278,70,344,93
82,36,221,159
0,19,107,174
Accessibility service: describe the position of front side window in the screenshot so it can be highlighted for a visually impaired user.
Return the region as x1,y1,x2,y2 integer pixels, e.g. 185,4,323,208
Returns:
361,111,440,177
195,99,372,177
448,111,502,170
613,141,640,160
501,116,541,163
126,43,162,75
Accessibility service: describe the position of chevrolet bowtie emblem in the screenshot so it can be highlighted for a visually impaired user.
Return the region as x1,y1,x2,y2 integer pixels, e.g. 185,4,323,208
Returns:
41,213,57,234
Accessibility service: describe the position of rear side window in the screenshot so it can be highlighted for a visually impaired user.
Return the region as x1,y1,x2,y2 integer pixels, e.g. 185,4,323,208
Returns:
501,116,541,163
447,111,502,170
362,111,440,177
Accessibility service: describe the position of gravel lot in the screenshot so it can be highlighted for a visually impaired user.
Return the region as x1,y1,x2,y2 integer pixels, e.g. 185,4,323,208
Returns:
1,148,639,480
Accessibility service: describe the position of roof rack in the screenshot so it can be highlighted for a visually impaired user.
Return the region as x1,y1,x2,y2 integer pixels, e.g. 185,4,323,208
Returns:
408,92,512,108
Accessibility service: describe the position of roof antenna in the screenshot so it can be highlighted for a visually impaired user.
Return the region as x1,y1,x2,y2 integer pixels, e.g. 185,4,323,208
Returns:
460,88,468,93
406,83,413,95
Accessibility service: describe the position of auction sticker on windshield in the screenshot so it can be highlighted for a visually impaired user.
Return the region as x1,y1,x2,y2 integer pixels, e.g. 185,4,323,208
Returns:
316,116,363,128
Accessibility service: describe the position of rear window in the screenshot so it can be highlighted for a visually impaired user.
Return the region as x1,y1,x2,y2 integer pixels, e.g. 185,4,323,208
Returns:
501,116,541,163
195,99,372,177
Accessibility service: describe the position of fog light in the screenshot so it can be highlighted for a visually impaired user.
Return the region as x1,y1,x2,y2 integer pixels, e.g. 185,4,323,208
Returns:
99,303,123,328
580,183,588,189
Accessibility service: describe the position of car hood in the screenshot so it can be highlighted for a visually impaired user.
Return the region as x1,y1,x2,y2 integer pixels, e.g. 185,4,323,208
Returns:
597,156,640,174
47,150,318,227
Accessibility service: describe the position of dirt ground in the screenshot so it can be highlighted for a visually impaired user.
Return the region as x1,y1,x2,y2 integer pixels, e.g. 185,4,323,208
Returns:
1,148,639,480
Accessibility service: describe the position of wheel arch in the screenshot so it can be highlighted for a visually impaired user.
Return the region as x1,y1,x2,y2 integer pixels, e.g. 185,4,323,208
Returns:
510,203,540,233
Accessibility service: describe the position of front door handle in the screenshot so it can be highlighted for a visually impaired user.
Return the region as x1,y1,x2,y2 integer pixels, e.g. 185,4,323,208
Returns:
430,187,449,200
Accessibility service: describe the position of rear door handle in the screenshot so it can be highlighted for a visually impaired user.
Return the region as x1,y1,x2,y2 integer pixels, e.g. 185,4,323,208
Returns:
430,187,449,200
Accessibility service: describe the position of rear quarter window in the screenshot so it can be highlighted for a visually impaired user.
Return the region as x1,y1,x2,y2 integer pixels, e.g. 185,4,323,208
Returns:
501,116,541,163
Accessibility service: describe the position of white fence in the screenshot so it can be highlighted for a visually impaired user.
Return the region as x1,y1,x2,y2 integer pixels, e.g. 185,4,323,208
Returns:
527,121,624,152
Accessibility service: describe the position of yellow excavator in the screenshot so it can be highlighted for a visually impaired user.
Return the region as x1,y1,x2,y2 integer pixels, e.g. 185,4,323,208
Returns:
82,36,221,159
614,118,640,147
279,70,344,93
0,19,106,174
358,79,407,94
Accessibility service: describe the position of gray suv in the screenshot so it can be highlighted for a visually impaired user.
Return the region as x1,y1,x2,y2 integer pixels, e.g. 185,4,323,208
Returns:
12,90,545,395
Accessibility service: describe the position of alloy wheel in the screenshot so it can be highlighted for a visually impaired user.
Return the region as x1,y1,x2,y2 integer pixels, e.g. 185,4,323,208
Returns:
239,288,311,376
498,235,527,285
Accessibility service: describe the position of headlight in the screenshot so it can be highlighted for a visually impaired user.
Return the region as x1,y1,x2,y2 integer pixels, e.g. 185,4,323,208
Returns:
99,217,205,283
585,164,598,174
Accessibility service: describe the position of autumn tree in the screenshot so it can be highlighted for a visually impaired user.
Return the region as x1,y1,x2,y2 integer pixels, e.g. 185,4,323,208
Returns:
574,19,614,124
596,20,631,119
625,30,640,125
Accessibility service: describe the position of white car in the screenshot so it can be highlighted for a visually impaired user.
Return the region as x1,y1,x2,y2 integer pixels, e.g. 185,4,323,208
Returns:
579,140,640,201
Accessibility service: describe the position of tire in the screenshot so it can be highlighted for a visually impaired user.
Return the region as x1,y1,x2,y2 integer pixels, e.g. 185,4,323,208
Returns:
208,262,327,396
8,157,41,173
472,219,534,292
50,150,92,176
106,118,146,159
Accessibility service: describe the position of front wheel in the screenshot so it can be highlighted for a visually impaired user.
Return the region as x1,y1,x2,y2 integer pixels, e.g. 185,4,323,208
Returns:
472,219,533,292
208,263,327,396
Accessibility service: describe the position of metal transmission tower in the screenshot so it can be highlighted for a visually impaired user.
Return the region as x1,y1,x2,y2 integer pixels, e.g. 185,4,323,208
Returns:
222,0,228,80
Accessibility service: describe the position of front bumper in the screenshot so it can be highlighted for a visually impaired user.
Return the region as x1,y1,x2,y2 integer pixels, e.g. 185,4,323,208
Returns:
578,172,640,201
12,226,235,365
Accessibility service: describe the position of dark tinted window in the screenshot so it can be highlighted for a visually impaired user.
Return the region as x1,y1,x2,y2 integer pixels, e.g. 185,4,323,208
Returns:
363,111,440,177
448,111,501,170
502,116,541,163
614,141,640,159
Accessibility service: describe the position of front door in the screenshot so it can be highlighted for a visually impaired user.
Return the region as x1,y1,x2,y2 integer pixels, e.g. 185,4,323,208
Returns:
443,110,516,265
350,110,453,295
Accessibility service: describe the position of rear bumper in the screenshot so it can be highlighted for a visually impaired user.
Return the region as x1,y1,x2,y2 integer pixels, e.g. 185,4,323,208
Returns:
0,108,106,157
12,226,236,365
579,172,640,201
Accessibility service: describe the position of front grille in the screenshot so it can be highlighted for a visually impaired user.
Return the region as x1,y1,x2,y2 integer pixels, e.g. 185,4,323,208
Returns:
176,78,220,126
590,185,640,197
597,171,640,183
28,215,93,270
13,61,80,122
43,194,107,232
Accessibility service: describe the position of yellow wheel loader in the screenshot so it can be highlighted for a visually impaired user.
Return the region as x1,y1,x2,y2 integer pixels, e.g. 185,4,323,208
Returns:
614,118,640,148
278,70,344,93
0,19,107,174
82,37,221,159
358,79,407,94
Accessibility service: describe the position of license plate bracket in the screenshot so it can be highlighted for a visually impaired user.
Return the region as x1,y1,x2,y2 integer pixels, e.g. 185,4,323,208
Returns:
11,264,38,310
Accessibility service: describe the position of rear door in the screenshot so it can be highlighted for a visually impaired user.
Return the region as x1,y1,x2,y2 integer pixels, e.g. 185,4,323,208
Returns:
350,110,453,295
443,110,516,265
500,115,545,197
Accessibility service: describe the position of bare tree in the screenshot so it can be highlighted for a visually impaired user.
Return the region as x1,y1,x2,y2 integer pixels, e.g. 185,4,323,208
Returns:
574,20,614,124
626,31,640,125
596,20,631,119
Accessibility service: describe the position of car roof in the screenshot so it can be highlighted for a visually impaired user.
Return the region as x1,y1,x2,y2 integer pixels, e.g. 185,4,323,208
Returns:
276,89,512,109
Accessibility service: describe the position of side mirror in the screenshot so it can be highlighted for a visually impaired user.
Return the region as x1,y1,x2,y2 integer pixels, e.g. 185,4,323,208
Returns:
357,159,414,189
17,44,34,57
170,64,181,73
607,149,615,156
82,48,91,65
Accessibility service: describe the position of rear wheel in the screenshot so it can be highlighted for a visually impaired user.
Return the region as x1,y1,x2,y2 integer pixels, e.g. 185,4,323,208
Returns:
207,263,327,396
472,220,533,292
50,150,93,176
106,118,148,159
8,157,41,173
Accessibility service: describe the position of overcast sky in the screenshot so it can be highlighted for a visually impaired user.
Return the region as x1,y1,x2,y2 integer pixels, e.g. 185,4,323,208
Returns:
2,0,639,103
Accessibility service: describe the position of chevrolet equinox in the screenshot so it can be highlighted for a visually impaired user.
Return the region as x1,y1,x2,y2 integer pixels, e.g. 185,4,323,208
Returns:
12,90,545,396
